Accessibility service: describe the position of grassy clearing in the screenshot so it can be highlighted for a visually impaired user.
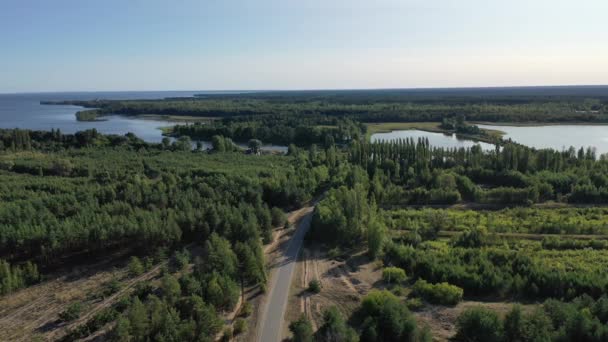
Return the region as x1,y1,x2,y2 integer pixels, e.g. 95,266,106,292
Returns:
366,122,443,135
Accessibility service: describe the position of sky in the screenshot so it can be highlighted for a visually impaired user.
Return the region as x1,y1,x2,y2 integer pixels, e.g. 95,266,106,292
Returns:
1,0,607,92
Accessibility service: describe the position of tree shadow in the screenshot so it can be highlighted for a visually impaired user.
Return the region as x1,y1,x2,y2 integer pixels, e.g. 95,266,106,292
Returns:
36,319,63,333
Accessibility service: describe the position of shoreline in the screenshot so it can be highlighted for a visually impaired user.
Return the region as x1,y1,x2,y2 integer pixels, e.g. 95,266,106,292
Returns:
473,121,608,127
365,122,502,145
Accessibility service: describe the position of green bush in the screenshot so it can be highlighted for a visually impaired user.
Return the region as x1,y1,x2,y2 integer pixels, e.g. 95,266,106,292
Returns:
455,307,503,342
412,279,463,305
308,279,321,293
327,247,343,260
59,302,83,322
356,290,421,341
233,318,247,335
173,248,191,271
103,278,122,297
289,314,314,342
221,327,233,342
382,267,407,284
406,297,425,311
391,285,406,296
239,301,253,317
271,207,287,227
128,256,144,277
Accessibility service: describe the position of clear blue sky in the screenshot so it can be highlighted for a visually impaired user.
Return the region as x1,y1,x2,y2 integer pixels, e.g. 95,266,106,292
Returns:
1,0,607,92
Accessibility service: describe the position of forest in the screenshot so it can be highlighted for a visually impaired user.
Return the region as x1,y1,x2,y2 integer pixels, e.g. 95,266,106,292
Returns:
5,88,608,341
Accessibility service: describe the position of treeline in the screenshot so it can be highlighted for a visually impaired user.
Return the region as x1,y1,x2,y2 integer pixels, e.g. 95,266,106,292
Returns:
171,115,364,146
75,109,104,121
197,87,608,107
0,259,39,295
440,115,485,136
350,138,608,205
0,128,149,152
383,240,608,300
456,295,608,342
49,92,608,124
388,207,608,235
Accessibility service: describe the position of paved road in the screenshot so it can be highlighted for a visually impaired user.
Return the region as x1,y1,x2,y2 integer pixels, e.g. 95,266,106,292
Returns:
258,207,313,342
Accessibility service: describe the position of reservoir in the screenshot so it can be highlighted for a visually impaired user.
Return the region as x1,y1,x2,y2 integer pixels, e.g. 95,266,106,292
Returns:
0,92,287,152
370,125,608,156
478,124,608,155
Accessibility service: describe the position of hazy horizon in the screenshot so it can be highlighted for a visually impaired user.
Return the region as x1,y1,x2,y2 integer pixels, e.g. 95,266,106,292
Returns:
2,84,608,96
2,0,607,93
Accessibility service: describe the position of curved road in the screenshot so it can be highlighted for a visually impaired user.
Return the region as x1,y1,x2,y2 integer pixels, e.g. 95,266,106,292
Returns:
258,207,314,342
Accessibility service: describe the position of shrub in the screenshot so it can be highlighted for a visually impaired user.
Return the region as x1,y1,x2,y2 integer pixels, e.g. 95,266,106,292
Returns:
59,302,83,322
239,301,253,317
412,279,463,305
327,247,343,260
391,286,406,296
406,297,425,311
221,327,233,342
128,256,144,277
142,257,154,271
382,267,407,284
317,307,358,342
308,279,321,293
357,290,420,341
233,318,247,335
289,314,314,342
173,248,191,271
452,227,488,248
103,278,122,297
455,307,503,342
271,207,287,227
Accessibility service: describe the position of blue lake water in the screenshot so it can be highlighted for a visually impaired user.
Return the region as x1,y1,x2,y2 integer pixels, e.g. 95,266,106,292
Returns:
0,91,287,152
371,125,608,155
478,124,608,155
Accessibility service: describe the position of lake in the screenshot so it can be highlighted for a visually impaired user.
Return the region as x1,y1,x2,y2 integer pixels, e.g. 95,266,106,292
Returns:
478,124,608,155
0,92,287,152
370,125,608,155
370,129,495,150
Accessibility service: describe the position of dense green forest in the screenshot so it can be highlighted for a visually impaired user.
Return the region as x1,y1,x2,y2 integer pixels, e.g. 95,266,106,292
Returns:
9,88,608,340
0,126,339,341
50,86,608,124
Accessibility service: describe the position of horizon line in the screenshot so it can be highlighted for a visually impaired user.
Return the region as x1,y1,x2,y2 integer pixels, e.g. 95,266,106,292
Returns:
2,83,608,95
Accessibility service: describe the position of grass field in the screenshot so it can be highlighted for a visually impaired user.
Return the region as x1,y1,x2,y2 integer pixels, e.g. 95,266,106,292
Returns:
365,122,444,135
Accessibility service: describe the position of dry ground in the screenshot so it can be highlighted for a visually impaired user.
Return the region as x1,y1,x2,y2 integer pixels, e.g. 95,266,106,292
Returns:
285,247,381,339
0,245,202,342
285,246,536,342
0,254,141,341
